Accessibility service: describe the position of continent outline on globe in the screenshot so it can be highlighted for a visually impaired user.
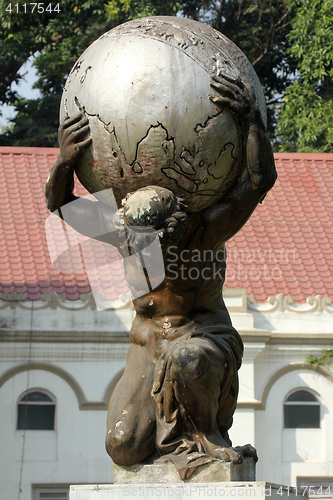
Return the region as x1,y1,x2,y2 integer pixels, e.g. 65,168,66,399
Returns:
73,94,239,200
60,16,266,212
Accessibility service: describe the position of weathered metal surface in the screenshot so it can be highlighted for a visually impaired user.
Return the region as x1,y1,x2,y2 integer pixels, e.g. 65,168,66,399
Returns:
47,16,277,481
60,16,266,211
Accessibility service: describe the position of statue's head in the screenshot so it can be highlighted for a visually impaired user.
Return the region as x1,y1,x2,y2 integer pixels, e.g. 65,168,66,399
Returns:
121,187,179,227
113,186,187,250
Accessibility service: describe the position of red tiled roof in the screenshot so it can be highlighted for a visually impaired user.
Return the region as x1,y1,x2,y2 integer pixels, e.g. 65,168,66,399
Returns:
0,147,92,300
225,153,333,301
1,148,333,303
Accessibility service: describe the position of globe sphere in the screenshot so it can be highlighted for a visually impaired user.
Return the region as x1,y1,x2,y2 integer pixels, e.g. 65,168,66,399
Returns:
60,16,266,212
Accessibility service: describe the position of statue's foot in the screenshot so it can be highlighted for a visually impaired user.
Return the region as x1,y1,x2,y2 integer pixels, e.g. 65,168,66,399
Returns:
234,443,258,463
205,444,243,464
201,434,242,463
202,435,258,464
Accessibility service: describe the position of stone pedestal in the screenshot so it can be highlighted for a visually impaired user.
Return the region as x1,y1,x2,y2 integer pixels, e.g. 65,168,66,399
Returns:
70,461,303,500
114,458,255,483
70,482,303,500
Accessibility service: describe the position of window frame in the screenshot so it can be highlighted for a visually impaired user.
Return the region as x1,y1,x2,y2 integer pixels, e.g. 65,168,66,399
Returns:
33,486,69,500
283,388,322,430
16,388,56,432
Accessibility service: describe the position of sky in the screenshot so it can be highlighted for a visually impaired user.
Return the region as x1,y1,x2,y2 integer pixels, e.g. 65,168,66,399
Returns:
0,56,40,130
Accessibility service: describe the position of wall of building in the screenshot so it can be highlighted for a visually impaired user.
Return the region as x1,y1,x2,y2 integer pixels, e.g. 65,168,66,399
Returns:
1,289,333,500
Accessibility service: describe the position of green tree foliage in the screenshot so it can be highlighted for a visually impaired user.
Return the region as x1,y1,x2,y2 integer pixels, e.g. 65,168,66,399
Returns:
195,0,296,138
277,0,333,152
0,95,61,146
0,0,180,146
105,0,295,137
0,0,294,146
105,0,180,22
0,0,115,145
0,0,110,106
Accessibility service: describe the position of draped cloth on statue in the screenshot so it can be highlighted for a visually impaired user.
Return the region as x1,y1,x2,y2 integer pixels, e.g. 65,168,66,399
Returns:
151,325,244,480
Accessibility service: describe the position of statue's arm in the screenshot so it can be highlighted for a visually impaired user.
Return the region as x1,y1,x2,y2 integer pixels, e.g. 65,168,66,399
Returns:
45,113,118,244
203,75,277,244
45,113,91,210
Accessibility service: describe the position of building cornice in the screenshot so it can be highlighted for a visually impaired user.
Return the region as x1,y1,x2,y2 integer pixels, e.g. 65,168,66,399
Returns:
1,290,332,314
0,292,97,311
1,291,333,344
248,294,333,314
0,330,130,343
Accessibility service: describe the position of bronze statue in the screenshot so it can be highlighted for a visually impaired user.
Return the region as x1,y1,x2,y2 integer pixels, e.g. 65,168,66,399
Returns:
45,17,277,480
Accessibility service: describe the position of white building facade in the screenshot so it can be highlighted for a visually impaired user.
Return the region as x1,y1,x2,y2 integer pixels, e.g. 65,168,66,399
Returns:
1,289,332,500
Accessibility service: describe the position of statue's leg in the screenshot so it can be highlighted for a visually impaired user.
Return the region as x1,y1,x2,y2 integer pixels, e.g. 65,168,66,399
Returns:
169,337,243,463
105,343,156,465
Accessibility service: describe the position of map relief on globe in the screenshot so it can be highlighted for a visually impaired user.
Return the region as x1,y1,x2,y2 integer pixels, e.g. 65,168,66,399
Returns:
60,16,267,212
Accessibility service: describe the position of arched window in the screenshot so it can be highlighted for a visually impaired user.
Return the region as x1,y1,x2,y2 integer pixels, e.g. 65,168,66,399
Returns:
17,390,55,430
284,389,320,429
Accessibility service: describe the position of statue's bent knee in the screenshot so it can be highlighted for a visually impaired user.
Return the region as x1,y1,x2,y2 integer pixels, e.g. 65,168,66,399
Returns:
106,420,156,466
105,428,136,465
171,341,209,381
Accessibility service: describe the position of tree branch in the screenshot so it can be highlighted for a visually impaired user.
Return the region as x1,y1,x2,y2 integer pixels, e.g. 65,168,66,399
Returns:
216,0,226,31
51,13,87,43
252,48,268,67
